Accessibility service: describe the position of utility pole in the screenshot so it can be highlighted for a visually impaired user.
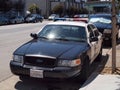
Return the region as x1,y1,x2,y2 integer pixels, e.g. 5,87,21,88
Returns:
111,0,117,73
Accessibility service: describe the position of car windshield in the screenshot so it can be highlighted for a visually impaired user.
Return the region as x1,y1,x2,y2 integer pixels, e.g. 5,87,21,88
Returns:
38,25,87,42
89,16,111,24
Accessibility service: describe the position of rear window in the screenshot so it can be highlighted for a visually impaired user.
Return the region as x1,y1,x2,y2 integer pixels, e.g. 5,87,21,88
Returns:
89,15,111,24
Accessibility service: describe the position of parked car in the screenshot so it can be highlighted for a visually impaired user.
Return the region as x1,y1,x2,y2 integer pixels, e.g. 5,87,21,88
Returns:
89,14,119,45
16,16,24,23
9,16,24,24
0,16,9,25
73,14,88,23
48,14,59,20
25,14,44,23
10,21,103,82
54,15,69,21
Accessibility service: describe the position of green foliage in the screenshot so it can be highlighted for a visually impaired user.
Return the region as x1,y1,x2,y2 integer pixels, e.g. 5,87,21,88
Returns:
67,6,78,16
29,4,40,14
52,4,64,16
51,4,88,17
67,7,88,16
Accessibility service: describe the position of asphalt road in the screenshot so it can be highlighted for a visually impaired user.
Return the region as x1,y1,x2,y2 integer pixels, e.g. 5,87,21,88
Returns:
0,21,112,90
0,21,49,82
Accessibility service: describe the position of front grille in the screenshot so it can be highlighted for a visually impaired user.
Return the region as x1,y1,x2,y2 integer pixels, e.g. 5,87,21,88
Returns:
24,56,56,68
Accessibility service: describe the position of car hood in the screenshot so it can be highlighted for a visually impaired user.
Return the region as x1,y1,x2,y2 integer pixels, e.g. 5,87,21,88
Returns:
92,22,112,33
93,22,112,29
14,39,88,59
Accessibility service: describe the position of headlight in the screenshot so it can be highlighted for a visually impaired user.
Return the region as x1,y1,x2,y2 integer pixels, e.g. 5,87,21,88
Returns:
58,59,81,67
13,55,23,63
103,29,111,34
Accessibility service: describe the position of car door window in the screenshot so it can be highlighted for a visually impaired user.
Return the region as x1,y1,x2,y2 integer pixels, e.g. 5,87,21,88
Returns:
87,25,94,40
94,30,100,37
90,24,100,37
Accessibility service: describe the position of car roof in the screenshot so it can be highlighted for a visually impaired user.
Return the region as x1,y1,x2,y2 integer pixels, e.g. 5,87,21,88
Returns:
90,13,111,17
47,21,88,27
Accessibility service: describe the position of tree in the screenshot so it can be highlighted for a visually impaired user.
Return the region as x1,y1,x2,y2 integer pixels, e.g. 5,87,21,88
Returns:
67,6,78,17
52,4,64,16
117,0,120,11
29,4,40,14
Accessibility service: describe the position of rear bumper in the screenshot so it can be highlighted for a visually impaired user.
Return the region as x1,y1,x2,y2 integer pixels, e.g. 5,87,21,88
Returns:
10,61,81,79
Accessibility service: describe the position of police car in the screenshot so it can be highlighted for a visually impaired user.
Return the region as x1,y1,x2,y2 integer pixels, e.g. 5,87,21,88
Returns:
89,14,119,45
10,21,103,82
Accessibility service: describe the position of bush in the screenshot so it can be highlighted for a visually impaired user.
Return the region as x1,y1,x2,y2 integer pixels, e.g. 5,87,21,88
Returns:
29,4,40,14
52,4,64,16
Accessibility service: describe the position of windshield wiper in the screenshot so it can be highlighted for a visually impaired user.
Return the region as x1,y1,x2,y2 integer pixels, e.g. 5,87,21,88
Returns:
55,38,70,41
69,39,86,42
74,40,86,42
39,36,48,39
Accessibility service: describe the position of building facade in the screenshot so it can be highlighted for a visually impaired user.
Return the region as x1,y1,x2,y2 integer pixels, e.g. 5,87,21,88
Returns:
0,0,25,16
0,0,86,17
25,0,84,17
85,1,112,14
25,0,47,17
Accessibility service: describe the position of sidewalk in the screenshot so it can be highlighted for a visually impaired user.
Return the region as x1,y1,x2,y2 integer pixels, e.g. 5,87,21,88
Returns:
80,43,120,90
105,44,120,68
80,74,120,90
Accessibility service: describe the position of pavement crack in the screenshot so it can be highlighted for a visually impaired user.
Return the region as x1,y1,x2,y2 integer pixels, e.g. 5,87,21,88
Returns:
0,75,14,83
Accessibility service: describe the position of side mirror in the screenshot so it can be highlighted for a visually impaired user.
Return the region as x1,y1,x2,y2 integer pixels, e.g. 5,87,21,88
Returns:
90,37,98,42
30,33,38,39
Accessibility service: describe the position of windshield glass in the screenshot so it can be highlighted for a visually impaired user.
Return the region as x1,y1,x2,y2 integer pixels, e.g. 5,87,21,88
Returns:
38,25,87,42
89,15,111,24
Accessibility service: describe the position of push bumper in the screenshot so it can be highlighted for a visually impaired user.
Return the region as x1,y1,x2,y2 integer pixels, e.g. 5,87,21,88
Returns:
10,61,81,79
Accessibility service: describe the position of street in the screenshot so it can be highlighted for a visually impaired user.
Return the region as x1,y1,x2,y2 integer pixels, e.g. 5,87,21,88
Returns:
0,21,114,90
0,21,48,82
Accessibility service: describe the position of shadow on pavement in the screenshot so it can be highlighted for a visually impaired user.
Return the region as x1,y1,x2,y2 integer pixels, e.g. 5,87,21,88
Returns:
115,68,120,75
93,54,109,74
81,38,120,88
14,54,109,90
15,78,82,90
81,54,109,87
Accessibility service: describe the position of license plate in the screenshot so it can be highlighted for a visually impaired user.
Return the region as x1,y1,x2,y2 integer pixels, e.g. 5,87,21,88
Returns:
30,69,43,78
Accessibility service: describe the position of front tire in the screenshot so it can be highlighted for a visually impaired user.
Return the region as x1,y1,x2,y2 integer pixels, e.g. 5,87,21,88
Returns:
19,76,31,82
75,57,90,83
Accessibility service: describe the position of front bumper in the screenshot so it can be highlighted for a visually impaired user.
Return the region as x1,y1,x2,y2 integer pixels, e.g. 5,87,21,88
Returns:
10,61,81,79
103,33,111,41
